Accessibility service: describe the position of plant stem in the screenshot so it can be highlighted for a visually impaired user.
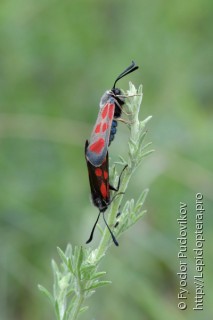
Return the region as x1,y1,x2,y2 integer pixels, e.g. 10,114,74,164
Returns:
71,295,84,320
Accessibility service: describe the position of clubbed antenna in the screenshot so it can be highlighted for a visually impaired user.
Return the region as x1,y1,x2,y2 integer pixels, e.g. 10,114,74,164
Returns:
86,211,119,246
86,211,101,244
103,212,119,246
113,61,139,89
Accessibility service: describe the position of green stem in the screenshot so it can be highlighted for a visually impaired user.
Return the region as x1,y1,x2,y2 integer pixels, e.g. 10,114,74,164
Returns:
71,295,84,320
70,260,84,320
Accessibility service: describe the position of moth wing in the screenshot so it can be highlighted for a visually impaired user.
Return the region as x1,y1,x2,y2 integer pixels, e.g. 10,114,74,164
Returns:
86,100,115,166
85,140,110,211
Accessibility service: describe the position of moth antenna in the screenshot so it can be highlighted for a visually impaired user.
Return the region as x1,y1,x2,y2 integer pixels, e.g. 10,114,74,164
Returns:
86,211,101,244
113,61,139,89
103,212,119,246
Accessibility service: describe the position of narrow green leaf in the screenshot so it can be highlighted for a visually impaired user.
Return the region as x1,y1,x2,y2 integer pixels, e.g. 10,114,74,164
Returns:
85,290,95,298
79,306,89,315
73,246,78,262
140,141,152,152
138,131,148,151
129,137,137,147
66,288,75,297
136,188,149,208
51,259,59,274
142,115,152,125
57,247,68,266
65,244,72,257
67,258,74,274
118,155,128,165
128,199,134,213
128,141,135,155
51,259,60,296
97,223,104,235
77,246,84,269
81,265,96,280
38,285,54,306
135,210,147,221
85,280,111,291
54,300,61,320
76,246,84,280
122,200,130,213
81,263,96,274
89,271,106,280
140,149,155,158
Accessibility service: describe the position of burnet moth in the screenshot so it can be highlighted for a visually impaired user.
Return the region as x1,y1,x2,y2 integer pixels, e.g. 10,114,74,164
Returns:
86,61,139,167
85,140,127,246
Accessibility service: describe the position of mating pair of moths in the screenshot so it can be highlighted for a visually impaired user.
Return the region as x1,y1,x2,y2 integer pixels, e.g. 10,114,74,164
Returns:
85,61,139,246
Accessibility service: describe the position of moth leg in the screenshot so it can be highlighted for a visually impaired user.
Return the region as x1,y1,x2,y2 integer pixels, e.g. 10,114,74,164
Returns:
116,93,141,99
116,117,134,125
109,165,128,192
114,99,131,116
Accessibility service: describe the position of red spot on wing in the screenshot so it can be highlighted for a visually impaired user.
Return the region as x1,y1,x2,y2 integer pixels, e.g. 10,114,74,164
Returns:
95,168,102,176
100,182,107,198
102,122,109,132
108,103,115,120
89,138,105,154
103,170,108,179
101,104,109,119
95,123,101,133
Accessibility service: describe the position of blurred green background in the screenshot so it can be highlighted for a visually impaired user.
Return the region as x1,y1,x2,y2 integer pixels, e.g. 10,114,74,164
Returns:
0,0,212,319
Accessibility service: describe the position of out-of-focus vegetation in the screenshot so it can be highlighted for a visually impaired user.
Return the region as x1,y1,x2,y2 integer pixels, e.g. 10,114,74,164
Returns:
0,0,212,319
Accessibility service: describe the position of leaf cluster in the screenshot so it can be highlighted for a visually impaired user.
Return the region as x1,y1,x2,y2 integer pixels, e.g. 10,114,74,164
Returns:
39,245,109,320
